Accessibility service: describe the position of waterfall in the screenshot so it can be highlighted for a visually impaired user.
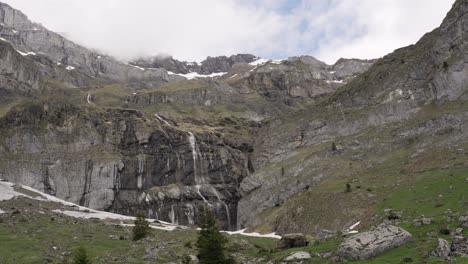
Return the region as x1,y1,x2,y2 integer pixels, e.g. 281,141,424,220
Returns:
137,154,145,190
169,205,178,224
195,185,210,205
211,186,231,230
187,132,204,185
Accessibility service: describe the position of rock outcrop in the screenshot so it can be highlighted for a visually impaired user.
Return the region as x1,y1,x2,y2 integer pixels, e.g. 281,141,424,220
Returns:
337,224,413,260
0,103,251,230
0,40,41,100
0,2,179,88
131,54,257,75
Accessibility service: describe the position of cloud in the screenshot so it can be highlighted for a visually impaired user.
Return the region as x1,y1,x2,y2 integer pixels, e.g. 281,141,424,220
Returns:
2,0,455,64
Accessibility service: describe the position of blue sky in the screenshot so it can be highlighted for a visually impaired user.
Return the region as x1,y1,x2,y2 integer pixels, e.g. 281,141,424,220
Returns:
3,0,456,64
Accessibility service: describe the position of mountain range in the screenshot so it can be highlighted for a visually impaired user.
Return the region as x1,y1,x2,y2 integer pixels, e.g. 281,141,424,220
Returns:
0,0,466,263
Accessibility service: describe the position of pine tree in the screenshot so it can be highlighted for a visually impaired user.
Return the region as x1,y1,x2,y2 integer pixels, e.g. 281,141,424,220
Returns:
132,212,150,241
196,209,234,264
73,247,92,264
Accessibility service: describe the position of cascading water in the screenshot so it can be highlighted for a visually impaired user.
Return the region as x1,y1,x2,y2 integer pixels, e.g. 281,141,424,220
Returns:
211,186,231,229
137,154,145,190
187,131,232,229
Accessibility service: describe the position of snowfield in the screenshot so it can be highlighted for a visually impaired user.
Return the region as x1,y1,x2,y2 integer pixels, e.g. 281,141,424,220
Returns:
0,180,282,238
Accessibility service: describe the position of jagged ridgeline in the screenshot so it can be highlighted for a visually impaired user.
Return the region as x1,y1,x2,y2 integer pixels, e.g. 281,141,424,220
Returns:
0,0,467,242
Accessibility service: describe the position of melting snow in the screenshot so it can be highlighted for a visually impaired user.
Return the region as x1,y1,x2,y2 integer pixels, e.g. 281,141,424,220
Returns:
224,228,281,239
66,66,75,71
0,181,180,231
228,74,238,79
0,37,7,41
133,65,145,71
11,29,18,34
86,94,92,104
168,71,227,80
345,220,361,234
329,71,336,74
0,208,4,214
32,27,38,31
326,80,345,84
249,58,269,66
155,114,170,126
97,55,101,59
16,50,36,56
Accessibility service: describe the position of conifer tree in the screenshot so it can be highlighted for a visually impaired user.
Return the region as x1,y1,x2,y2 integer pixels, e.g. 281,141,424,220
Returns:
196,209,234,264
73,247,92,264
132,212,150,241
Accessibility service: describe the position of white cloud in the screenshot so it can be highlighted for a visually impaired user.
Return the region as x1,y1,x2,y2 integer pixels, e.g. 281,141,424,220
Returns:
2,0,455,64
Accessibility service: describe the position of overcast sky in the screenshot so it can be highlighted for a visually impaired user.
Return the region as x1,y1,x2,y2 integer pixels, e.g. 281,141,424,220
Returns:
3,0,455,64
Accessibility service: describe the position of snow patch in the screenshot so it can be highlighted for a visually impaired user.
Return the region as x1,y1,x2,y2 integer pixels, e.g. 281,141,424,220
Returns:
168,71,226,80
0,208,4,214
0,37,7,41
11,29,18,34
16,50,36,56
133,65,145,71
155,114,170,126
249,58,269,66
66,66,75,71
0,181,181,231
228,74,238,79
224,228,281,239
97,55,101,59
86,94,92,104
329,71,336,74
32,27,38,31
345,220,361,234
326,79,345,84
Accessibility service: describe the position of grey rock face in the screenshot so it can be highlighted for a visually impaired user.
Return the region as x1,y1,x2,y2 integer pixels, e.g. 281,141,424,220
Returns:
337,224,413,260
0,40,41,99
431,238,451,258
0,2,175,88
131,54,257,75
0,105,250,230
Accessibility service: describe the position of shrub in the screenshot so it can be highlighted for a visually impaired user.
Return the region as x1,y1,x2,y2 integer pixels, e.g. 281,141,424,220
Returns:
345,183,352,193
387,212,400,220
73,247,92,264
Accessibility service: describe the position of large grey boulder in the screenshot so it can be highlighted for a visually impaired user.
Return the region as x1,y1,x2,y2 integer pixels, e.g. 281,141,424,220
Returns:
277,233,309,249
431,238,451,258
337,224,413,260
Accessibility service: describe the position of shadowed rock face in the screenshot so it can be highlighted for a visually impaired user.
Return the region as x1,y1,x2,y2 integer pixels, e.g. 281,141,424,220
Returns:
0,105,251,230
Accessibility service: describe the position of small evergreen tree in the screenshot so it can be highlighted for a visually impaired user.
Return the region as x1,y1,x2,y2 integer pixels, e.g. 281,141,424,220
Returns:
331,142,337,151
73,247,92,264
345,183,352,193
132,212,150,241
196,209,234,264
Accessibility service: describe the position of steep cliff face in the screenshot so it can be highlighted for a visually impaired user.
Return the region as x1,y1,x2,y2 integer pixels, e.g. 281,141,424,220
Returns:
131,54,257,75
0,101,251,230
0,2,180,88
237,0,468,235
0,40,41,100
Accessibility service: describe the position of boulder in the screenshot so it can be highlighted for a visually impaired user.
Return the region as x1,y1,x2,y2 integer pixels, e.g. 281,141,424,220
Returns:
337,224,413,260
284,251,311,261
278,233,309,249
450,236,468,257
431,238,451,258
